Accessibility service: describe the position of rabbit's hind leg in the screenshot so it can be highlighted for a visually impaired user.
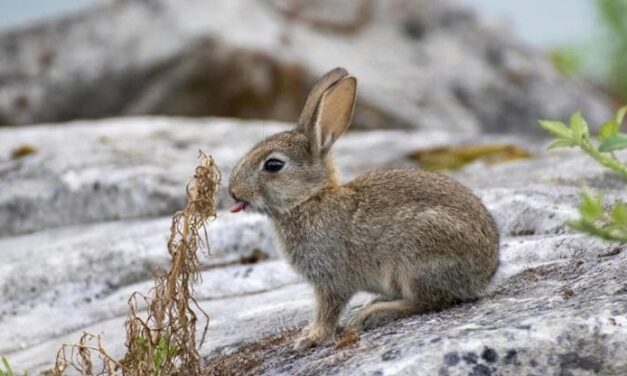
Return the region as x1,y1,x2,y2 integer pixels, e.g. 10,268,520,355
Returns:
363,293,397,307
346,299,424,331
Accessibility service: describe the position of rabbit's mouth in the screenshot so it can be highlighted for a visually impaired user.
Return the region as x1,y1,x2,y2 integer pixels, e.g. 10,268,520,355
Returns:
230,199,248,213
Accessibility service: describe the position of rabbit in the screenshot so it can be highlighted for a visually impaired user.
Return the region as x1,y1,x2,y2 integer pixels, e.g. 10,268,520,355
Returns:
228,67,500,351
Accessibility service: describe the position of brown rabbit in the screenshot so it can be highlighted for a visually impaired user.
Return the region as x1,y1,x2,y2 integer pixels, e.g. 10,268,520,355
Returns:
228,67,499,351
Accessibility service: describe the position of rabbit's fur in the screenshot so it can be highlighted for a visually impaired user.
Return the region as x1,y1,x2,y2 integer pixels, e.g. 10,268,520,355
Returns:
229,67,499,350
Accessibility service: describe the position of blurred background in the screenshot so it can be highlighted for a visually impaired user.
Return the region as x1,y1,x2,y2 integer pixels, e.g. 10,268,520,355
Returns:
1,0,626,107
0,0,600,46
0,0,625,130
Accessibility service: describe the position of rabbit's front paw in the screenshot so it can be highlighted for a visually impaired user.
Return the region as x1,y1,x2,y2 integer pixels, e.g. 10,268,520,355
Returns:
293,325,334,351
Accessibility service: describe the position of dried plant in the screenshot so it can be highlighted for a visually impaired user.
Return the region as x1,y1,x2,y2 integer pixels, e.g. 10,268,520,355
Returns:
54,152,221,376
54,333,123,375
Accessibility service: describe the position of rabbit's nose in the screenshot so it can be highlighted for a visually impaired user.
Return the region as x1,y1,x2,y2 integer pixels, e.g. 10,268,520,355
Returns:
228,190,248,213
229,188,246,204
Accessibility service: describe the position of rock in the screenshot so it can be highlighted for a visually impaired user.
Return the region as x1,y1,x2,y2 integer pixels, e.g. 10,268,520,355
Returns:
0,211,286,354
0,0,610,132
1,117,626,375
0,117,453,236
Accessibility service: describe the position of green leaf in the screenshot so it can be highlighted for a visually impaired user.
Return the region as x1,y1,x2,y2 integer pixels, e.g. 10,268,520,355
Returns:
1,358,13,376
155,336,166,368
568,219,599,234
135,336,148,349
611,202,627,226
579,189,604,222
570,111,589,142
548,138,577,149
549,47,581,76
598,120,619,141
599,133,627,152
604,223,627,232
600,106,627,141
615,105,627,126
538,120,572,139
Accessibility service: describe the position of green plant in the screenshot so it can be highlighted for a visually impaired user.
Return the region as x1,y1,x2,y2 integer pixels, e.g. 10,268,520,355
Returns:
569,189,627,242
0,357,27,376
153,336,177,375
548,1,627,100
539,106,627,242
131,335,177,376
596,0,627,99
0,357,14,376
538,106,627,178
548,47,582,77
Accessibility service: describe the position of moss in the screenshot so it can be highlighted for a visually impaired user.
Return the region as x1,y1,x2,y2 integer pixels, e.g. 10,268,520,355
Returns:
10,144,39,159
408,143,532,171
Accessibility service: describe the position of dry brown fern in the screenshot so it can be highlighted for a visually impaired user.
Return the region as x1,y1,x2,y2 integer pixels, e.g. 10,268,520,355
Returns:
55,151,220,376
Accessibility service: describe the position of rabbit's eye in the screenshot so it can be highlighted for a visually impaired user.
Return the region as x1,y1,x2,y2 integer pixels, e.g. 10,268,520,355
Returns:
263,158,285,172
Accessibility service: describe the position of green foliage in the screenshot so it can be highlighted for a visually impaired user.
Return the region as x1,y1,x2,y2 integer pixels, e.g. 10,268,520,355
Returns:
539,106,627,243
0,357,14,376
548,47,582,76
0,357,26,376
596,0,627,99
129,335,177,376
154,336,177,374
538,105,627,179
548,1,627,100
569,189,627,242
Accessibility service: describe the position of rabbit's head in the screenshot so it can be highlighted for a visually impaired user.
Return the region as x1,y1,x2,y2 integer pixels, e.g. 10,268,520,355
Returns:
229,67,357,214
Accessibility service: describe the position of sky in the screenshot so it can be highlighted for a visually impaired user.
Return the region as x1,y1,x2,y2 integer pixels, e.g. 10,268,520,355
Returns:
456,0,597,47
0,0,99,30
0,0,598,47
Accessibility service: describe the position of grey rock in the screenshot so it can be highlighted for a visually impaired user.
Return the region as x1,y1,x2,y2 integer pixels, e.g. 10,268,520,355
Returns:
0,117,451,236
0,211,285,355
0,0,610,132
4,224,626,375
1,119,626,375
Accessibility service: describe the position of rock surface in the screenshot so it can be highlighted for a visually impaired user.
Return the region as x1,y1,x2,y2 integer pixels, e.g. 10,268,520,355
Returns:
0,117,454,236
0,0,611,133
1,117,626,375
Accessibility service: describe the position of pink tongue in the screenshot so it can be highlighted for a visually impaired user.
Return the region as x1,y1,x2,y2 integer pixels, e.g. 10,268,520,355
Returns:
230,201,247,213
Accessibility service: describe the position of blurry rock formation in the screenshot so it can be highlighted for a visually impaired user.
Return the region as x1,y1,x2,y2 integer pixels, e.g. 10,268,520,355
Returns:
0,0,611,132
1,118,626,375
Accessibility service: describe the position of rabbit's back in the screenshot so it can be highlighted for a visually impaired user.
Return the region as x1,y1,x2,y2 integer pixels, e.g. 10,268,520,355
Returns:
348,169,496,234
344,169,499,302
348,169,489,217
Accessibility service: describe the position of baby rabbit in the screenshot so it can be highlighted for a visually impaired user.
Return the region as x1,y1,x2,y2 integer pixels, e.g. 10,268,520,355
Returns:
229,67,499,351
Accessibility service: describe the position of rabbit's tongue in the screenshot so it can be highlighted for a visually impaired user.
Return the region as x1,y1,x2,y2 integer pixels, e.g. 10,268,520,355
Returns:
230,200,247,213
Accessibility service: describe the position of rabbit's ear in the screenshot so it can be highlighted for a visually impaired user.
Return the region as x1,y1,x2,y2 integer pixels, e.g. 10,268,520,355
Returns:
296,67,349,131
309,76,357,157
308,76,357,156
